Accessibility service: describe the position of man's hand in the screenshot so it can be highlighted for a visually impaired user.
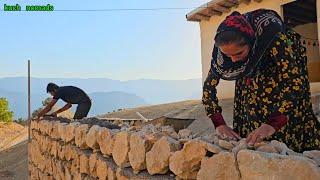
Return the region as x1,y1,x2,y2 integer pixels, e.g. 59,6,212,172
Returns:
246,124,275,145
37,99,58,119
216,125,241,141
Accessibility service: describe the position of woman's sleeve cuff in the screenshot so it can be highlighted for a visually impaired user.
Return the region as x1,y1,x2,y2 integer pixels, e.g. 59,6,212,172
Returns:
267,112,288,131
210,112,226,128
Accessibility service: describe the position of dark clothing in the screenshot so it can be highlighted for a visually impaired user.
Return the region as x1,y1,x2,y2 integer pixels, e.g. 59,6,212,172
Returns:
212,9,284,80
53,86,91,119
203,29,320,153
203,8,320,152
74,101,91,119
53,86,91,104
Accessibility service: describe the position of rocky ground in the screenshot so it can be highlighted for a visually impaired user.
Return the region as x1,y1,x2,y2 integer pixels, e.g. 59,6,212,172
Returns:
0,140,28,180
0,122,28,151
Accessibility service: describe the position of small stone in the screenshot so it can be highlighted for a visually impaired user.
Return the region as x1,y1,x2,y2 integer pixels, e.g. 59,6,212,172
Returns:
202,141,223,154
303,150,320,159
178,129,192,139
256,145,278,154
218,140,234,150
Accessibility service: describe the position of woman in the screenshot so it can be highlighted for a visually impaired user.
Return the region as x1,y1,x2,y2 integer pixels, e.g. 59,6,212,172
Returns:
202,9,320,152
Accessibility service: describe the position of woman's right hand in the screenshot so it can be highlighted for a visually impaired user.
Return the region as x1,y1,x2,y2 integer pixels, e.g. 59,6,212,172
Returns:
216,125,241,140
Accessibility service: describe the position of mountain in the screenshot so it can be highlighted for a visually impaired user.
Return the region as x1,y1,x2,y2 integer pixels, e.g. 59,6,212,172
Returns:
89,91,147,116
0,89,146,119
0,77,202,119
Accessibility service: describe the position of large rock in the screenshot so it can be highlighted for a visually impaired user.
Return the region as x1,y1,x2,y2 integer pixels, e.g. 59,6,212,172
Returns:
89,153,98,177
75,124,90,149
65,143,78,161
96,157,108,180
146,136,181,175
238,150,320,180
97,128,119,156
79,151,91,174
57,122,68,141
128,131,159,174
65,122,81,143
197,152,240,180
44,120,54,136
86,125,103,150
51,121,61,139
169,140,206,179
112,131,131,168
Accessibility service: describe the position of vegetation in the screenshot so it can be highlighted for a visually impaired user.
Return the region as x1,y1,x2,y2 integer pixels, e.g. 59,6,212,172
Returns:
32,97,52,118
0,97,14,123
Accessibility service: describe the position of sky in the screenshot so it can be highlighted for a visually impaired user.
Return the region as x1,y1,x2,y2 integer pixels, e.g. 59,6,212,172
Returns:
0,0,209,80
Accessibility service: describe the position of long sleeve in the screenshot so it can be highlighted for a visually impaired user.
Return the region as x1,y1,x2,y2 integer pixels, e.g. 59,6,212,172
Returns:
202,67,226,128
265,32,307,131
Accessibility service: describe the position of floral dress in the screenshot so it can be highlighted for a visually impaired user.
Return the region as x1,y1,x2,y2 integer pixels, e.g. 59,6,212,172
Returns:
203,30,320,152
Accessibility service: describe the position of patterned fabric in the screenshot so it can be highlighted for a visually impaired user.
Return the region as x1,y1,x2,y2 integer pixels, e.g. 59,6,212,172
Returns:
212,9,284,80
203,29,320,152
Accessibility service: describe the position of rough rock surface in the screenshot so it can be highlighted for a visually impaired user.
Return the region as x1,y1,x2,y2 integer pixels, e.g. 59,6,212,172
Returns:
112,131,131,168
238,150,320,180
169,140,206,179
86,125,103,150
146,136,181,175
75,124,90,149
197,152,240,180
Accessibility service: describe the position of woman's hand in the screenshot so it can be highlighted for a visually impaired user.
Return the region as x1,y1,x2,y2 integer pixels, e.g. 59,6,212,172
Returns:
216,125,241,140
246,124,275,145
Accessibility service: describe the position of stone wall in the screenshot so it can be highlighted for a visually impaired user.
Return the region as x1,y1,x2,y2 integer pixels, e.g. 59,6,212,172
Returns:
29,117,320,180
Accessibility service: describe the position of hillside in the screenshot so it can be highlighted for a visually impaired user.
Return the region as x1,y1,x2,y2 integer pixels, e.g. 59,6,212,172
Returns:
0,122,28,151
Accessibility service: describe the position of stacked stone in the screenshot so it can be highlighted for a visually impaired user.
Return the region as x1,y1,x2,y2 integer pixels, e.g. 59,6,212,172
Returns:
29,118,320,180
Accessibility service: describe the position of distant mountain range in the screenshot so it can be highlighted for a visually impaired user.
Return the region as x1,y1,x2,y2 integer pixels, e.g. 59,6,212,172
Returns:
0,77,202,119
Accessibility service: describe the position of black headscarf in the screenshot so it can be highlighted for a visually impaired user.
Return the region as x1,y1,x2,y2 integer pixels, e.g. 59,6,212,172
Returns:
211,9,284,80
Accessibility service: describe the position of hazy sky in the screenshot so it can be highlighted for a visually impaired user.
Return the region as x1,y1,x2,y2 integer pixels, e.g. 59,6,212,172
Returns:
1,0,209,80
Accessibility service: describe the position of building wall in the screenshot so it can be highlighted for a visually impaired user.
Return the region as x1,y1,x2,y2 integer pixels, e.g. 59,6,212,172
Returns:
199,0,297,99
293,23,320,82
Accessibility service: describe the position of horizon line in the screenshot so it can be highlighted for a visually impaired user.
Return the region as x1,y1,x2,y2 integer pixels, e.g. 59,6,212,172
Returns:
0,76,202,81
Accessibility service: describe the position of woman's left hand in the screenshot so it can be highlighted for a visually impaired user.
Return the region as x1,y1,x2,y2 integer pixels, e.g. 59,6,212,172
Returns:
246,124,275,145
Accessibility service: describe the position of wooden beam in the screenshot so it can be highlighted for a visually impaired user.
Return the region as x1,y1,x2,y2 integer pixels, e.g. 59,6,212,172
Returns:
201,8,223,16
217,1,237,8
210,9,223,16
211,4,230,13
225,0,240,5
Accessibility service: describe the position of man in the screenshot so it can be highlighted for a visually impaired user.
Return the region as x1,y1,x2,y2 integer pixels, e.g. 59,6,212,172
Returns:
38,83,92,119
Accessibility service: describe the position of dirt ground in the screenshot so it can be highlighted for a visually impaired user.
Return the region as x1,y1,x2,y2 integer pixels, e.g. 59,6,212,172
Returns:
0,140,28,180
